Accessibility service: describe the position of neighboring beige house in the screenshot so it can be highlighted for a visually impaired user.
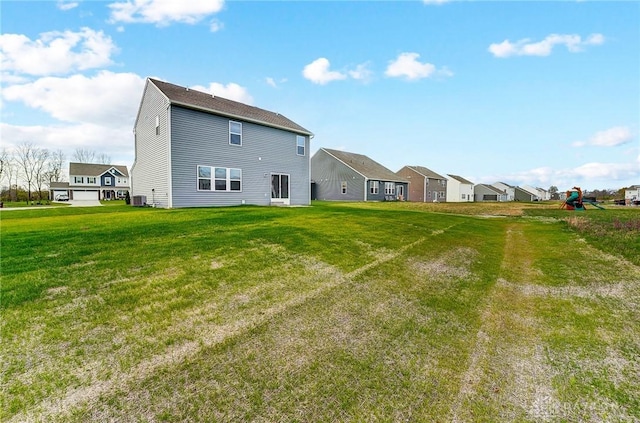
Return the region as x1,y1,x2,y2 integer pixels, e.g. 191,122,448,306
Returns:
625,185,640,204
446,174,474,202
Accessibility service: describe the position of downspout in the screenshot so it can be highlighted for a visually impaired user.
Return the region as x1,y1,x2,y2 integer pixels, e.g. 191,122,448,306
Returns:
364,178,368,201
423,177,427,203
166,103,173,208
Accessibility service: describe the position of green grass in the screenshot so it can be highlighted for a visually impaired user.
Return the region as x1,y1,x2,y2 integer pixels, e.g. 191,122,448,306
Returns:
1,202,638,422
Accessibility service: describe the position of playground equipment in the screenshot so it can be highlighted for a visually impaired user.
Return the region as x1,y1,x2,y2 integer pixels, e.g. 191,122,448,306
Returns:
561,186,605,210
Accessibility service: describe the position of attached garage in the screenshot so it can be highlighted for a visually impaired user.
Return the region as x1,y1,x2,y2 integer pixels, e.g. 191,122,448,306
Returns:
72,190,99,201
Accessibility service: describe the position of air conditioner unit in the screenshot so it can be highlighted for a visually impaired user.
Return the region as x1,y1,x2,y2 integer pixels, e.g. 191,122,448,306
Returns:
132,195,146,207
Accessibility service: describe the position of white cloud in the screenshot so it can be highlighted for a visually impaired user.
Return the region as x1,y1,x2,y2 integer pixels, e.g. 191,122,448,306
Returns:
572,126,634,147
385,52,451,81
303,58,347,85
209,19,224,32
348,62,373,82
0,28,117,76
588,126,634,147
2,71,145,126
489,33,605,58
479,160,639,190
190,82,253,105
108,0,224,26
57,1,79,10
266,77,277,88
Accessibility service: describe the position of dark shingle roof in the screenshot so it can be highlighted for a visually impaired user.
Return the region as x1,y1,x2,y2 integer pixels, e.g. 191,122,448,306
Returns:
69,163,129,177
407,166,446,180
149,78,312,136
322,148,408,182
477,184,505,194
447,174,474,185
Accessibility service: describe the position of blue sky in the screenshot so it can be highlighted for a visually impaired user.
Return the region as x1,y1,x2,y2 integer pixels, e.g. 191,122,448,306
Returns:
1,0,638,191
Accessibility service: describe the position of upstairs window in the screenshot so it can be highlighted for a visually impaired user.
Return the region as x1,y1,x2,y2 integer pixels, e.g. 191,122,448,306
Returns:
155,116,160,136
74,176,84,184
104,177,112,186
87,177,96,184
296,135,305,156
229,121,242,146
341,181,347,195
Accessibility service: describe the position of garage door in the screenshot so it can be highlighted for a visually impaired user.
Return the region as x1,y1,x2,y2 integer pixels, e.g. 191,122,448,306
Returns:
73,190,99,200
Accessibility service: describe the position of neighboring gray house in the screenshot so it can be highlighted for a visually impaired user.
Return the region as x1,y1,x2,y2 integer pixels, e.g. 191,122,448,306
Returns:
446,174,474,202
396,166,447,203
474,184,508,202
311,148,408,201
131,78,312,208
515,186,538,202
50,163,130,201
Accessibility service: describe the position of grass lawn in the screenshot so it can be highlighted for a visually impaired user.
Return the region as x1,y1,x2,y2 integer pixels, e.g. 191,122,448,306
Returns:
1,201,638,422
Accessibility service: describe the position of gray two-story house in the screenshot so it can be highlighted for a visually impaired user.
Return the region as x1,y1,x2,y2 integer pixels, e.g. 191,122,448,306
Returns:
311,148,408,201
131,78,313,208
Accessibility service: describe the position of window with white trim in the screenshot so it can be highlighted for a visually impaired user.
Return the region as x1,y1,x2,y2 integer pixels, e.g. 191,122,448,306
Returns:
385,182,395,195
296,135,305,156
197,166,242,192
87,177,96,184
104,177,112,186
229,121,242,146
155,115,160,135
341,181,347,194
369,180,379,194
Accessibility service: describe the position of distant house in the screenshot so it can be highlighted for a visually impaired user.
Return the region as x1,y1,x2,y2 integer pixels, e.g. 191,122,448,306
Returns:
50,162,130,201
446,174,474,202
311,148,408,201
624,185,640,203
493,182,515,201
521,185,543,201
474,184,508,202
396,166,447,203
516,186,540,202
131,78,312,208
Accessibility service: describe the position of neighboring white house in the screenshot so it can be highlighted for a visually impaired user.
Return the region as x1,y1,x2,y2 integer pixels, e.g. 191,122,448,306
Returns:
50,163,130,201
493,182,515,201
446,174,474,202
625,185,640,203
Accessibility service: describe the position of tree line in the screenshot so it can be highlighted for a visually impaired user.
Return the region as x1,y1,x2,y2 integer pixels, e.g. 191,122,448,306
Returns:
0,143,111,204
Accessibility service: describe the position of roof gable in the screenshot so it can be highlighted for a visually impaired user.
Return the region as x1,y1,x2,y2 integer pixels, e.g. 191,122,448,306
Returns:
447,174,474,185
148,78,312,136
69,162,129,177
478,184,505,194
407,166,446,180
322,148,408,182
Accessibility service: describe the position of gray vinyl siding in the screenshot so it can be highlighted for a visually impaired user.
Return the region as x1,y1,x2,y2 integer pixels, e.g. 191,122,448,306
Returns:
170,106,310,208
311,149,365,201
131,82,171,207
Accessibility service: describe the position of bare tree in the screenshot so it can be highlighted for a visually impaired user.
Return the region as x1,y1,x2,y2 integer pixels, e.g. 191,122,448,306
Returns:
16,143,39,203
4,156,18,202
46,149,66,183
96,152,112,164
33,148,50,202
0,148,8,183
73,148,96,163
